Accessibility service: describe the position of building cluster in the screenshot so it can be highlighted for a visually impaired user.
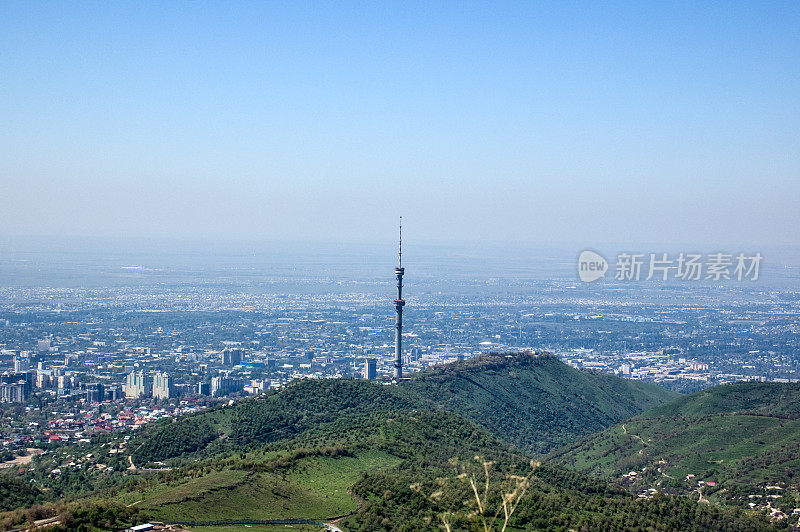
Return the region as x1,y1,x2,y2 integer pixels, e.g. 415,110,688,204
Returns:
562,347,797,389
1,352,123,405
1,403,208,450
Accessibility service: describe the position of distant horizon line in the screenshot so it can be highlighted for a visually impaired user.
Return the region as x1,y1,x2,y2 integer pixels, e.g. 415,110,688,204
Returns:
1,232,798,251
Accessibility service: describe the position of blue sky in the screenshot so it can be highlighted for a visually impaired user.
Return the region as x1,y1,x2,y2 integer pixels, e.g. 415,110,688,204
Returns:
1,2,798,245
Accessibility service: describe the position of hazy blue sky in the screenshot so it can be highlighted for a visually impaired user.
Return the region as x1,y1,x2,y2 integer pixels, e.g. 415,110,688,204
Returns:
1,2,798,245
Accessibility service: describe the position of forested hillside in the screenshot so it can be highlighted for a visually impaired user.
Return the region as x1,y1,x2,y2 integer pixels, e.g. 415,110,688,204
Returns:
402,352,678,454
549,381,800,517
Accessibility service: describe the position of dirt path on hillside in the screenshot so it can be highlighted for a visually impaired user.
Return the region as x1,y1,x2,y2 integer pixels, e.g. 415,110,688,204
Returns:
622,425,646,455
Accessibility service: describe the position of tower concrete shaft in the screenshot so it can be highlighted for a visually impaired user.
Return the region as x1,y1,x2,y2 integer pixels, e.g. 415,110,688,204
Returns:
394,219,405,379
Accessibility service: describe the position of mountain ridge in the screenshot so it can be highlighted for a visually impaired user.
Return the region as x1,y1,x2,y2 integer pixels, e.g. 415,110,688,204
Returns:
402,351,678,454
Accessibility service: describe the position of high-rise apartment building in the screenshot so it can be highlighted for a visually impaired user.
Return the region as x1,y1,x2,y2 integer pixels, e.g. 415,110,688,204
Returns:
152,372,173,399
211,375,244,397
124,370,151,399
0,379,30,403
13,354,30,373
363,358,377,380
221,348,243,367
86,383,105,403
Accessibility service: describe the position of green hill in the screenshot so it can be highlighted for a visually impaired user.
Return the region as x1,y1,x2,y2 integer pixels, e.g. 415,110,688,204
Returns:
128,352,676,465
0,355,781,531
402,352,678,454
105,376,780,531
548,381,800,515
644,381,800,418
129,378,417,466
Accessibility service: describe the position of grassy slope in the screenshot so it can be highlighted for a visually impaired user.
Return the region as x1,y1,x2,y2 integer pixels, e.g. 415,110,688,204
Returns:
129,378,416,466
549,382,800,506
401,352,678,454
118,449,399,522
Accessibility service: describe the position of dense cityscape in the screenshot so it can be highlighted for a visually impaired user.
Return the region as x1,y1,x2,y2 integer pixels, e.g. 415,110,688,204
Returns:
2,245,799,461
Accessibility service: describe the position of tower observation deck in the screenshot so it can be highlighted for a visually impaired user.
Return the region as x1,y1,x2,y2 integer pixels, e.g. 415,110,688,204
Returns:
394,218,405,379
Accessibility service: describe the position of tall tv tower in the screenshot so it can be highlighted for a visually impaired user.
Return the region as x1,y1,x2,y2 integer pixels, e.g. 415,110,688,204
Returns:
393,217,405,379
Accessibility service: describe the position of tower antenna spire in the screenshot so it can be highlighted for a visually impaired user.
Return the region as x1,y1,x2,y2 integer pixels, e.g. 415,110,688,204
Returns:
393,217,406,379
399,216,402,268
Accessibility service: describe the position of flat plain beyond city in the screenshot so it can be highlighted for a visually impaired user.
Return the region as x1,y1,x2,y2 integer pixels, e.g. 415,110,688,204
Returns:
2,2,800,531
